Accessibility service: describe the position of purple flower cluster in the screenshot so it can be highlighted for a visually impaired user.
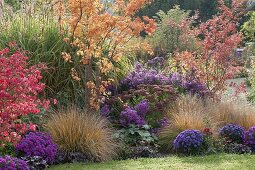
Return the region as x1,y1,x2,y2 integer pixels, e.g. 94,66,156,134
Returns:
243,126,255,151
219,124,244,144
100,104,111,117
150,118,170,134
121,63,169,88
16,132,58,164
147,57,164,68
121,62,209,97
184,80,209,97
119,100,149,127
159,117,169,128
169,73,183,87
134,99,149,117
0,155,29,170
173,130,204,154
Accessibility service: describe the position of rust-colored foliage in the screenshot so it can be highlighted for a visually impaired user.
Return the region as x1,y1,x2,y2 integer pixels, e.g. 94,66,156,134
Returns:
173,0,245,94
54,0,156,109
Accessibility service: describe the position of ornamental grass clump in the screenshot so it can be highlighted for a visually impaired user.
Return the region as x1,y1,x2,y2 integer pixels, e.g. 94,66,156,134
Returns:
0,155,29,170
45,107,117,162
173,130,205,155
159,95,212,152
207,99,255,129
16,132,58,164
219,124,244,144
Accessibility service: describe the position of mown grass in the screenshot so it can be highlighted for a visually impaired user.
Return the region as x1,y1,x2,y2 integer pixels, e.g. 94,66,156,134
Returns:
49,153,255,170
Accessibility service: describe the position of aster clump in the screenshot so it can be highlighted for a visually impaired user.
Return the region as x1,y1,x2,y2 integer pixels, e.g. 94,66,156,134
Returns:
183,80,209,98
100,104,111,117
147,57,164,68
219,124,244,144
120,107,146,127
173,130,205,155
121,63,169,89
134,99,149,117
121,62,210,98
16,132,58,164
243,126,255,151
0,155,29,170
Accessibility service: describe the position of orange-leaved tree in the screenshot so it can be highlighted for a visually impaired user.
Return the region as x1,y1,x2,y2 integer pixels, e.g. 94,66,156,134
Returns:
53,0,156,109
174,0,244,94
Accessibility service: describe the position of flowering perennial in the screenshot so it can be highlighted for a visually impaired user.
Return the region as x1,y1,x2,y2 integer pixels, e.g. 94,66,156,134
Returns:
120,107,146,127
173,130,204,155
16,132,58,164
243,126,255,151
0,155,29,170
219,124,244,144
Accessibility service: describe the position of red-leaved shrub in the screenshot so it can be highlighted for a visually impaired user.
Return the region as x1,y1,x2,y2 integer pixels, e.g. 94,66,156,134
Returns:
0,47,48,144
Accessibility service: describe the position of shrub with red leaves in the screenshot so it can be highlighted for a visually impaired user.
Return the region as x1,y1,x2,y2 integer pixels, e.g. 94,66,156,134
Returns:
0,47,48,144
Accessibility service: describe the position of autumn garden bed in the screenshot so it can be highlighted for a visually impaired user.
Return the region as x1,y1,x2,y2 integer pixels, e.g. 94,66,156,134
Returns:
1,0,255,170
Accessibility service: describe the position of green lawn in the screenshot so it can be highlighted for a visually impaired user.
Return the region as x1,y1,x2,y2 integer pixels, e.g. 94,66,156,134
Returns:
49,153,255,170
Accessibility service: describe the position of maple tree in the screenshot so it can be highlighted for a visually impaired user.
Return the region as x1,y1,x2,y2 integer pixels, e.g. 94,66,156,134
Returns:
173,0,244,94
54,0,156,109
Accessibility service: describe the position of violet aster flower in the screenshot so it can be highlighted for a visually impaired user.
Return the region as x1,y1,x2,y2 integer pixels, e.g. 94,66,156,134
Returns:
183,80,209,98
134,100,149,117
0,155,29,170
173,130,204,155
159,117,169,128
147,57,164,68
169,73,183,87
16,132,58,164
121,62,169,88
243,126,255,151
219,124,244,144
120,107,146,127
100,104,111,117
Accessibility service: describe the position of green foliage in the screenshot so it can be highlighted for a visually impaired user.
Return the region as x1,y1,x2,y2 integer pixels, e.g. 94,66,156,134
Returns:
113,125,159,159
0,142,16,156
20,109,48,132
242,12,255,42
4,0,21,11
113,125,158,146
137,0,219,22
203,134,225,154
147,6,199,56
0,14,86,107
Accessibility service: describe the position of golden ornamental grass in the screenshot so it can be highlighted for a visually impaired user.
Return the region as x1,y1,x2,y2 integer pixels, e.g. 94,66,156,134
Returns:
45,106,117,162
159,95,255,152
207,98,255,129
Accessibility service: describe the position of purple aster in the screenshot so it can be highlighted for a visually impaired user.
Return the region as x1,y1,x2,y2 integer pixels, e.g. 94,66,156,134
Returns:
16,132,58,164
134,100,149,116
169,73,183,87
100,104,111,117
159,117,169,128
0,155,29,170
120,107,146,127
173,130,204,155
219,124,244,144
147,57,164,68
243,126,255,151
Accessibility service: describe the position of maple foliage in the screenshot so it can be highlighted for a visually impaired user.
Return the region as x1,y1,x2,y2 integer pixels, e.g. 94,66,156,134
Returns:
54,0,156,109
174,0,244,94
0,46,48,144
